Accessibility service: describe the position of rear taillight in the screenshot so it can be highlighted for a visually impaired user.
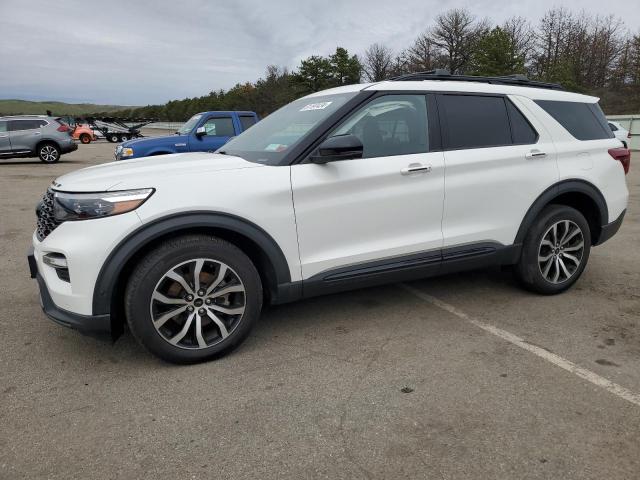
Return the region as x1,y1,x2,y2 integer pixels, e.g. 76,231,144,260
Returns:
57,124,70,132
608,147,630,175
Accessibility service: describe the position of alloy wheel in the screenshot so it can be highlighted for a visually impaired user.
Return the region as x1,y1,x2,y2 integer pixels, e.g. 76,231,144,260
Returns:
149,258,246,349
40,145,59,162
538,220,585,284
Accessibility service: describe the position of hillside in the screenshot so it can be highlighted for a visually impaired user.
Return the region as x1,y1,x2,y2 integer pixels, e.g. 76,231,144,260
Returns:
0,99,129,116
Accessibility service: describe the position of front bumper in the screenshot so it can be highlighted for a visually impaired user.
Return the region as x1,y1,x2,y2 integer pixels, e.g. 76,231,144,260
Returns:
29,247,112,338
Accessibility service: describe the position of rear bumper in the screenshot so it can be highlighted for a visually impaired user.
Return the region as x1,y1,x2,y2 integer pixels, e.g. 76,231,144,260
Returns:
61,142,78,154
595,209,626,246
28,247,111,339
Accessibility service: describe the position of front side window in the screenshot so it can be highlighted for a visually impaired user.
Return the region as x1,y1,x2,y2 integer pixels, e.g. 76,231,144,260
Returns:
202,117,235,137
0,121,6,133
328,95,428,158
506,100,538,144
535,100,613,141
439,94,512,149
220,91,359,164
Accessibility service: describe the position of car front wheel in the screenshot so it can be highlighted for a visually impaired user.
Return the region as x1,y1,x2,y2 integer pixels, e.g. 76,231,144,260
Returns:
125,235,263,363
515,205,591,294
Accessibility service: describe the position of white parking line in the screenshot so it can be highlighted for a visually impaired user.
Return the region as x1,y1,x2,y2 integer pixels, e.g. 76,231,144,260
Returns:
399,283,640,408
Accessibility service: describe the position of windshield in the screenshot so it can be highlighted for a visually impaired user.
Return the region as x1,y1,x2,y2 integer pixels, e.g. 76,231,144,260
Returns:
177,114,202,135
219,91,360,164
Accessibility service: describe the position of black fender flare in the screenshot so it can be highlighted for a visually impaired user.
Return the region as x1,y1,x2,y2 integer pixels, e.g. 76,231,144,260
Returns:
514,179,608,245
92,212,292,315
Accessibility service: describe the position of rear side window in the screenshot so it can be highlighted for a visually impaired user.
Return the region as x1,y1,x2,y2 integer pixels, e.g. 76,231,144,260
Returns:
506,100,538,144
535,100,613,140
239,115,257,131
8,119,46,131
438,95,512,149
608,122,618,132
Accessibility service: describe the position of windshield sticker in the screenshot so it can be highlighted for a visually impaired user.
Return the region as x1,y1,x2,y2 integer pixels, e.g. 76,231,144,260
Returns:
265,143,288,152
300,101,332,112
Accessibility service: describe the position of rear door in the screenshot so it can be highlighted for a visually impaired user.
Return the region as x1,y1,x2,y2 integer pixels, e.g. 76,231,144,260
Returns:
291,93,445,280
0,121,10,154
437,93,558,248
8,119,47,153
189,115,235,152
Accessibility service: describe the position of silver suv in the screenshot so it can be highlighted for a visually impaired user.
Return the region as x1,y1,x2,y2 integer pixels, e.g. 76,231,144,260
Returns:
0,115,78,163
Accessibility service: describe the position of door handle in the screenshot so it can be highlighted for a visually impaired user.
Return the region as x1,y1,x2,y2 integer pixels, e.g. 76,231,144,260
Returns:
401,163,432,175
525,149,547,159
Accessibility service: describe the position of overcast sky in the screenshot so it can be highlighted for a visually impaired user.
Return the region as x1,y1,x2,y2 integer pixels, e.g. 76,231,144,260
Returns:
1,0,638,106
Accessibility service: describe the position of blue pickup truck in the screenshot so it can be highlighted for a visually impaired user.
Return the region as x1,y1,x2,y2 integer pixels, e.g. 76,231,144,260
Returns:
114,111,258,160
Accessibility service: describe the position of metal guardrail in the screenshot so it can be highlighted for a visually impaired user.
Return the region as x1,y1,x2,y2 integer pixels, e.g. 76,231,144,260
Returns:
607,115,639,150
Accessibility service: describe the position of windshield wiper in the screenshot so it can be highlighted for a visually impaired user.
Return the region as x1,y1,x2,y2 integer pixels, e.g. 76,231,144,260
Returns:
217,150,226,155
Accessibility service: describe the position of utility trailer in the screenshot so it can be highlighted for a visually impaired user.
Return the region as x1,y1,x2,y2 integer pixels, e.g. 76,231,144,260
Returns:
85,117,157,143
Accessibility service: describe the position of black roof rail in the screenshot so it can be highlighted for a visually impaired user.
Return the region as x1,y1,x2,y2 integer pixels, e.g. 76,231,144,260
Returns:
390,70,564,91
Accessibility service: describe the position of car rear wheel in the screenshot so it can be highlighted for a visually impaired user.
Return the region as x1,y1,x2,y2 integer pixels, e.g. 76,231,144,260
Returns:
125,234,263,363
79,133,91,144
515,205,591,294
38,143,61,163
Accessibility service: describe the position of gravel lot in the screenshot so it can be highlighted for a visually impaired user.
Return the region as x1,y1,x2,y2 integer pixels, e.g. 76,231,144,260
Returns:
1,137,639,479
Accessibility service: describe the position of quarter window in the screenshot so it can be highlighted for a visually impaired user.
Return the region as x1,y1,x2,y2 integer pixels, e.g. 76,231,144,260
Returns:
535,100,613,141
439,94,512,149
201,117,235,137
328,95,429,158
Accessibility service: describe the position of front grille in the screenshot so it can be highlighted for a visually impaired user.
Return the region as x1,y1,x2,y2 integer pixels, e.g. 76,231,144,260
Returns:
36,189,60,241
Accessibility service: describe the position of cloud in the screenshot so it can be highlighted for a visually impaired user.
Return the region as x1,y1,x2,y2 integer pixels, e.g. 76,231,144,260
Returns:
0,0,637,105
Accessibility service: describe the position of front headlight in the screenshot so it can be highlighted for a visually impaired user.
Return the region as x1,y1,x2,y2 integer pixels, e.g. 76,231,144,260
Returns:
120,147,134,157
53,188,154,221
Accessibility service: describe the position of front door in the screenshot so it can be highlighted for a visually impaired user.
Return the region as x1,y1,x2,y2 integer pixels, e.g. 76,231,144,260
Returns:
291,94,445,280
190,115,235,153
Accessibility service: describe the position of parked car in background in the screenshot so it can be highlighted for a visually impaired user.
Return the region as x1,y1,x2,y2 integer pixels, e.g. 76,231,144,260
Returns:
30,72,629,363
72,124,97,144
114,111,259,160
608,121,631,148
0,115,77,163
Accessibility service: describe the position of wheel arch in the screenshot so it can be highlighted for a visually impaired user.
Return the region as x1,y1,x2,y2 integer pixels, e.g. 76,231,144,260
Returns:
93,212,295,337
35,138,61,152
515,180,608,247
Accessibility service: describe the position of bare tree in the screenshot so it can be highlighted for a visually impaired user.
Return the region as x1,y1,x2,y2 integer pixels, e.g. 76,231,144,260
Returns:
502,16,535,66
406,33,438,72
429,8,487,73
362,43,394,81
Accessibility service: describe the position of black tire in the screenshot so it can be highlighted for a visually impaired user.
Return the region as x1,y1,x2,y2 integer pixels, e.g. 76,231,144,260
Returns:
108,134,119,143
125,235,262,364
38,142,61,163
515,205,591,294
79,133,91,144
120,135,129,142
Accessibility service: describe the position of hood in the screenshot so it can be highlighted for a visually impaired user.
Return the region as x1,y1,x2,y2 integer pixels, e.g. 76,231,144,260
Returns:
122,134,187,149
52,152,262,192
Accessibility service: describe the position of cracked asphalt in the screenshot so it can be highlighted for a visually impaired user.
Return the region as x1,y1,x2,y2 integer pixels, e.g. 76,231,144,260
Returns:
1,136,639,479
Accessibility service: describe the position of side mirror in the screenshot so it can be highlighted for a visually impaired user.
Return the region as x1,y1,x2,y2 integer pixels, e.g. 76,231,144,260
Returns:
311,134,363,164
195,126,206,137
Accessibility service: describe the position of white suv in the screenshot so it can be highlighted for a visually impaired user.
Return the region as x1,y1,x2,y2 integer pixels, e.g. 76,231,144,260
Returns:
28,73,630,363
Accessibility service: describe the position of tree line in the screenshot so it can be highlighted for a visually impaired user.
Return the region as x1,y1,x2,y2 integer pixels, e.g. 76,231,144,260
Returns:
112,7,640,120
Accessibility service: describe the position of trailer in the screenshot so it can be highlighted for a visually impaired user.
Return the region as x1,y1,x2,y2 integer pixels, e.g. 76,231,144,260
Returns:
85,117,157,143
